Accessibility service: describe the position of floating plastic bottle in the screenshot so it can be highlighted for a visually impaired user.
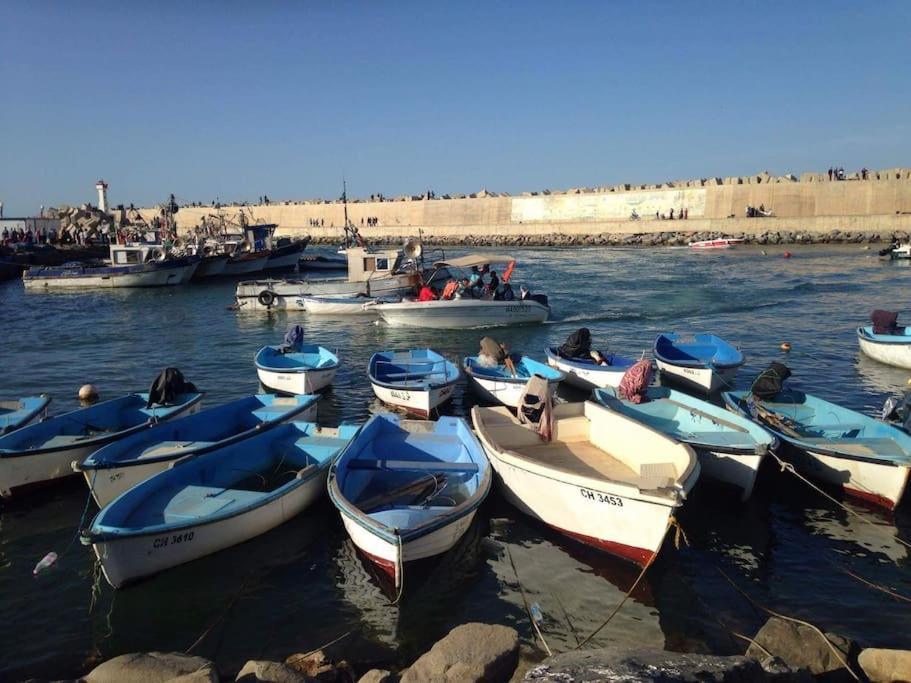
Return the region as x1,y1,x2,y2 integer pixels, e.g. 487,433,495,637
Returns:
530,601,544,625
33,551,58,576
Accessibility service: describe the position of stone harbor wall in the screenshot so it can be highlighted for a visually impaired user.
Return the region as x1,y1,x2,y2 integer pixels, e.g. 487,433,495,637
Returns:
140,168,911,245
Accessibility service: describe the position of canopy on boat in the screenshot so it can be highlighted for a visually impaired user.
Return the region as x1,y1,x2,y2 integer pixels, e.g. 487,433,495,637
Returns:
432,254,516,269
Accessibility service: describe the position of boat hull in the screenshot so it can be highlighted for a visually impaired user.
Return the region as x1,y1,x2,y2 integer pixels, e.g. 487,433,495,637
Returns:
223,253,270,276
375,299,550,329
23,260,199,289
91,470,328,588
369,381,456,417
235,275,416,312
0,401,202,497
264,242,308,271
546,355,626,390
694,447,764,501
858,334,911,370
256,366,337,394
655,359,737,393
194,255,229,278
467,373,558,408
304,297,378,316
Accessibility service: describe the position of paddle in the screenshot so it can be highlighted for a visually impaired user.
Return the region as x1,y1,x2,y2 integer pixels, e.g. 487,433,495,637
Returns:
752,400,802,438
359,473,448,514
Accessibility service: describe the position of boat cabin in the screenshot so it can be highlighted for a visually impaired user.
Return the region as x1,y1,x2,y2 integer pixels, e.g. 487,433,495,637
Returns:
345,246,411,283
110,242,169,265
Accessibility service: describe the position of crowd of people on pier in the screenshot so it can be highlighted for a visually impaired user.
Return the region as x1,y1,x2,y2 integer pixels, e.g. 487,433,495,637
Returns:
1,224,112,247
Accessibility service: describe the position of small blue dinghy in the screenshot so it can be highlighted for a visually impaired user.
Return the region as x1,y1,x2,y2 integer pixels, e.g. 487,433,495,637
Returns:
594,386,774,500
0,391,203,498
724,370,911,510
82,421,361,588
78,394,320,507
328,414,491,589
368,349,460,417
654,333,744,392
857,323,911,370
463,355,564,408
545,346,635,390
254,326,340,394
0,395,51,435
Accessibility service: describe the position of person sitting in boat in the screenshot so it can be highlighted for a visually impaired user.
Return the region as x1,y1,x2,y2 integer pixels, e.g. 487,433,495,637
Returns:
441,278,459,300
494,283,515,301
558,328,610,366
519,284,530,300
417,282,437,302
478,336,517,376
455,277,472,299
485,269,500,297
468,266,482,295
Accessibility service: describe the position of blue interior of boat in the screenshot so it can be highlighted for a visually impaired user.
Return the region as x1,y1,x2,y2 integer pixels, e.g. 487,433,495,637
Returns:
335,414,488,532
0,392,202,454
83,394,317,467
89,422,360,535
464,355,563,382
0,396,50,433
369,349,459,389
255,345,340,372
724,390,911,463
594,386,773,451
654,333,744,369
857,325,911,343
544,346,635,370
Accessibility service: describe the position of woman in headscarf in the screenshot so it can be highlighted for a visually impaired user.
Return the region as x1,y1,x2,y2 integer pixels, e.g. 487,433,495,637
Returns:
478,336,517,376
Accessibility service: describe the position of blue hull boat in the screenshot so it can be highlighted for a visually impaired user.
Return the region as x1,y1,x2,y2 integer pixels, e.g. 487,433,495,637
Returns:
654,333,744,392
594,386,775,499
857,325,911,370
82,421,360,588
724,390,911,510
254,344,340,394
463,355,564,408
328,414,491,588
368,349,461,417
0,392,203,497
78,394,320,506
0,395,51,435
545,346,635,390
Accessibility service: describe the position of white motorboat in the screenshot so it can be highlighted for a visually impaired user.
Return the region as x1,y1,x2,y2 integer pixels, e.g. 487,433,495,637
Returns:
472,401,700,565
857,324,911,370
304,296,381,316
689,238,744,250
23,243,200,289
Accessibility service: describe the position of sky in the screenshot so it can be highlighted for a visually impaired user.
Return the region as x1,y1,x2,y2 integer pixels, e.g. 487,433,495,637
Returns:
1,1,909,215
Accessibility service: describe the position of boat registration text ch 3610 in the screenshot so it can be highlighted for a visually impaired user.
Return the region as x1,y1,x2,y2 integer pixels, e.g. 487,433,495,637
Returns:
152,531,195,549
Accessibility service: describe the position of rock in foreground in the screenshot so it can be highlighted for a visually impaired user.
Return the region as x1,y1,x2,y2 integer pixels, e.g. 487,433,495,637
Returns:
400,622,519,682
84,651,218,682
745,616,857,678
858,648,911,683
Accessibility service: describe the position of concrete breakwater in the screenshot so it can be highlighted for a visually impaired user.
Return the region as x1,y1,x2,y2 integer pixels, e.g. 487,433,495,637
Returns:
146,167,911,246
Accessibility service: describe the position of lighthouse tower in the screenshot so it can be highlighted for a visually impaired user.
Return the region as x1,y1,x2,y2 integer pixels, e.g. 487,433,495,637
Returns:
95,179,109,213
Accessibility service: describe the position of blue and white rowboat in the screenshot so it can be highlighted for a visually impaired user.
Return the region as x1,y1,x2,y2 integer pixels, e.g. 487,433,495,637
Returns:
0,395,51,435
857,326,911,370
654,333,744,392
724,390,911,510
463,355,564,408
368,349,460,417
595,386,775,500
82,421,360,588
0,392,203,498
255,344,340,394
77,394,319,507
328,414,491,589
545,346,635,390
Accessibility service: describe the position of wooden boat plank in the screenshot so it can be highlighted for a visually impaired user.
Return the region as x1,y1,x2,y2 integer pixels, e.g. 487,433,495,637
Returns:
522,441,640,484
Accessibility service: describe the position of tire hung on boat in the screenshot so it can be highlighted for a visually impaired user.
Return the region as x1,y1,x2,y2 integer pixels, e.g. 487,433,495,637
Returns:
258,290,276,307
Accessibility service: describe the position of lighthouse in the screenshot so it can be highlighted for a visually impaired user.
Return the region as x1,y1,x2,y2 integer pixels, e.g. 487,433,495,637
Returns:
95,179,108,213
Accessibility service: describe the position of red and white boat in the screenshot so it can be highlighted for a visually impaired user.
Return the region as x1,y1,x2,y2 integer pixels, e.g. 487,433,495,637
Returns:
471,401,700,565
688,238,744,250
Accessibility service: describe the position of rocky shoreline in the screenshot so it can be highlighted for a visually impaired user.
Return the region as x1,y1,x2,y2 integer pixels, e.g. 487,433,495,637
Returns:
43,617,911,682
306,230,907,248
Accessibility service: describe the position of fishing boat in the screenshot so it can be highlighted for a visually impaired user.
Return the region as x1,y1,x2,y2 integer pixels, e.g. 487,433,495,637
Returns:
545,347,636,390
22,242,200,289
857,326,911,369
724,389,911,510
221,223,279,276
0,395,51,435
255,340,340,394
688,238,744,249
653,333,744,392
594,386,774,500
463,355,564,408
304,295,381,316
77,394,319,507
0,392,203,497
471,401,699,565
264,237,309,271
192,252,230,278
299,254,348,271
368,349,461,417
372,254,551,329
327,414,491,589
82,421,360,588
0,259,24,282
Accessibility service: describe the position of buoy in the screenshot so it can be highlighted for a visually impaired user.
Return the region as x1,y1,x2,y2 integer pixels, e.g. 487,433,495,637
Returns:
783,251,792,258
780,342,792,352
78,384,99,404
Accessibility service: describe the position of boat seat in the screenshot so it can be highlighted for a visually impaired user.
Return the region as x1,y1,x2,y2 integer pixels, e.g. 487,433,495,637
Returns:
43,433,102,448
347,459,479,473
801,437,908,459
800,423,866,434
685,431,756,448
253,407,303,421
380,371,436,381
162,485,261,522
138,441,215,459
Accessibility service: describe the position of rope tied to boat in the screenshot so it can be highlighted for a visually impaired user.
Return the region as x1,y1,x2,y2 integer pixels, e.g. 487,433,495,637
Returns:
505,545,552,657
390,532,405,606
768,451,911,551
669,515,689,550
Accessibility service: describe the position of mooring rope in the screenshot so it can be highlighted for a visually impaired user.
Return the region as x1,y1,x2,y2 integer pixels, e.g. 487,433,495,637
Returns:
769,451,911,550
390,533,405,606
505,544,552,657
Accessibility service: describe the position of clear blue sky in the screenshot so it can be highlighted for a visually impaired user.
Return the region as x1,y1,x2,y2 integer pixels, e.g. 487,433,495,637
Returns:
1,1,909,215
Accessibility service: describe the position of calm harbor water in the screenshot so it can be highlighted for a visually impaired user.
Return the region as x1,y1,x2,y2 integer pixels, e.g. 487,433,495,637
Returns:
1,244,909,680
